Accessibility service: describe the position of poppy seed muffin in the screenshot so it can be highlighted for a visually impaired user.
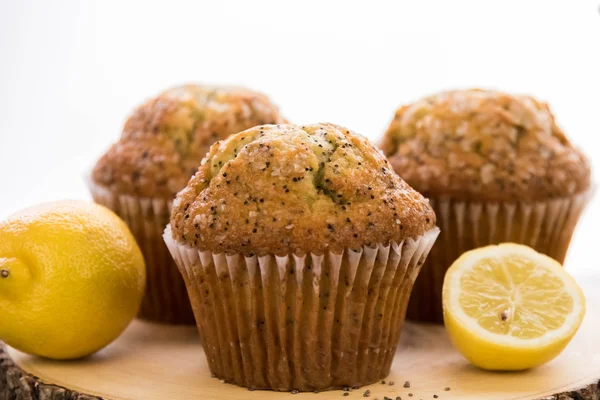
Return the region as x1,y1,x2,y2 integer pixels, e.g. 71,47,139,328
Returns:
164,123,440,391
89,84,286,324
170,123,436,255
381,89,592,323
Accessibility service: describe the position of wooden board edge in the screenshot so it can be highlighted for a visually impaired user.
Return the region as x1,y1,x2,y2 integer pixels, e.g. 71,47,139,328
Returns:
1,342,599,400
0,343,102,400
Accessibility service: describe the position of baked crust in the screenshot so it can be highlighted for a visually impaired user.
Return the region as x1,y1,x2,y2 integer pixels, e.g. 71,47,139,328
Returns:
380,89,591,202
170,123,436,256
92,85,286,198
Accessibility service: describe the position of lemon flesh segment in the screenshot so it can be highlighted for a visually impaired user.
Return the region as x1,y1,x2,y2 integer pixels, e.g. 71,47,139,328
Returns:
443,243,586,371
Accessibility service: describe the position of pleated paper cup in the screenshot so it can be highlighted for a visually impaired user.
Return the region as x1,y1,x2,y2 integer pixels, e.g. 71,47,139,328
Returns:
87,180,195,325
163,226,440,392
408,189,593,323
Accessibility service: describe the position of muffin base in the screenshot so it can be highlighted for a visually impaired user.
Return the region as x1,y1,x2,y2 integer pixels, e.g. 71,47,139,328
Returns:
408,189,593,323
164,226,439,392
88,181,195,325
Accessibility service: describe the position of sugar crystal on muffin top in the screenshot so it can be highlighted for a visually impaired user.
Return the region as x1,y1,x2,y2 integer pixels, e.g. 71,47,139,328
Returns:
170,123,436,256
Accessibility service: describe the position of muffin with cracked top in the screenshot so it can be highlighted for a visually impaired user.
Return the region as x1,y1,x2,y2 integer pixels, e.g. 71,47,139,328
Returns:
381,89,592,323
164,122,439,391
89,84,286,324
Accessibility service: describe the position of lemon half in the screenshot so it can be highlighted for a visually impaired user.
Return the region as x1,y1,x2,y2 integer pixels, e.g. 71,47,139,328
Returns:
442,243,586,371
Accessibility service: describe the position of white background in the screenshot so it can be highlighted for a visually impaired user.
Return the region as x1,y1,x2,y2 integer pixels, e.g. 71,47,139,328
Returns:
0,1,598,274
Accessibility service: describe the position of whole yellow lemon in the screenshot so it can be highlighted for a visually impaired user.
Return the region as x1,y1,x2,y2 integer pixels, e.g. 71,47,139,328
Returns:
0,200,145,359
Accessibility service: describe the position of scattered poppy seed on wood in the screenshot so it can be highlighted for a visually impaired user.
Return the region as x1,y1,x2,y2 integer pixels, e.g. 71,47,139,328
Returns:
381,380,386,384
404,381,411,388
363,389,371,397
389,381,394,386
344,393,349,397
433,395,438,399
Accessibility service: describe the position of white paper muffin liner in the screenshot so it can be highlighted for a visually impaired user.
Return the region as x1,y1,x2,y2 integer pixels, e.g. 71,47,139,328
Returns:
163,225,439,391
87,180,195,324
408,189,593,323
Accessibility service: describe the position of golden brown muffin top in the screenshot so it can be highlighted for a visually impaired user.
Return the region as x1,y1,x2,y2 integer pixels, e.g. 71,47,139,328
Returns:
170,123,436,256
92,84,286,198
380,89,591,202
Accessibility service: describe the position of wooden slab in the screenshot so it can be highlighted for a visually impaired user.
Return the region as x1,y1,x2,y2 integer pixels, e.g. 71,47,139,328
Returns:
2,276,600,400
